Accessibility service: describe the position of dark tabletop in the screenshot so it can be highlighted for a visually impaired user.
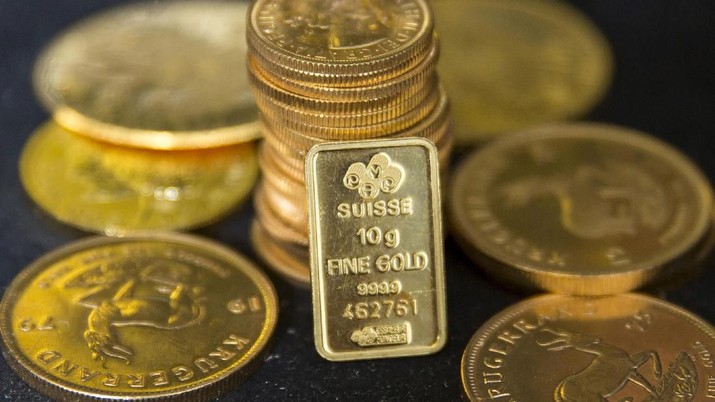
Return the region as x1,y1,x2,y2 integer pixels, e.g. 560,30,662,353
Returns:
1,1,714,401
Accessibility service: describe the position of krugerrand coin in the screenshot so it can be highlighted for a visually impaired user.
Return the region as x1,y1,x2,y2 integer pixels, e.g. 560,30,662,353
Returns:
449,123,713,295
461,293,715,401
20,122,258,235
306,138,447,360
34,1,260,150
433,0,612,144
0,233,278,401
247,0,434,87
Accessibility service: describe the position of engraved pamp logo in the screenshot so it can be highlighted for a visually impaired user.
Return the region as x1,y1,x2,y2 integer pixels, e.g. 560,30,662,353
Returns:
343,153,404,199
350,324,409,347
64,259,207,365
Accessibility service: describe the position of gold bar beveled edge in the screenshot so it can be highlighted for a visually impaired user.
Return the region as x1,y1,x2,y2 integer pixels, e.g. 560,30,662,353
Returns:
305,137,448,361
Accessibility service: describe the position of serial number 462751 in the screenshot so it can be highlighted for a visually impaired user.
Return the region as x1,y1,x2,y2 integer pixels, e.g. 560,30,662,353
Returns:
342,299,418,320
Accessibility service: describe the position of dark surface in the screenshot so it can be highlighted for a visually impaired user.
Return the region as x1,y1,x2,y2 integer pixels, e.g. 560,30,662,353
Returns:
1,1,714,401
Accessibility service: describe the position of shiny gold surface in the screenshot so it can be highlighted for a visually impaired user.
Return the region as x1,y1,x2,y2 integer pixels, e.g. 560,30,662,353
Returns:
434,0,612,143
449,123,713,295
251,221,311,286
34,1,260,150
20,122,258,235
462,293,715,401
306,138,446,360
0,234,278,400
247,0,433,86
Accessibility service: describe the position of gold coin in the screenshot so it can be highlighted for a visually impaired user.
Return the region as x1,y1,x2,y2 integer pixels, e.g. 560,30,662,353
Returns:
450,123,713,295
262,90,452,156
259,141,306,184
267,84,442,140
262,180,309,233
248,37,438,102
306,138,447,361
251,220,310,286
462,293,715,401
258,142,306,188
254,185,310,246
247,0,433,86
20,121,258,235
434,0,613,144
251,71,438,128
34,1,260,150
0,233,278,400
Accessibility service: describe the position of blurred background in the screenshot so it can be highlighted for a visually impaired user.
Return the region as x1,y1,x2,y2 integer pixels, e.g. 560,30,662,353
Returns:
0,0,714,400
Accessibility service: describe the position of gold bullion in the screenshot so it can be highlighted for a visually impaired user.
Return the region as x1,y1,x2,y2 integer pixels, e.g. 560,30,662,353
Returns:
433,0,613,144
462,293,715,401
251,221,311,286
306,138,446,360
20,121,258,235
449,123,713,295
0,233,277,401
34,1,260,150
247,0,433,87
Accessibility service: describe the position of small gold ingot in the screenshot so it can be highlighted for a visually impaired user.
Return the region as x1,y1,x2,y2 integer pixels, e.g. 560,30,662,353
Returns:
306,138,446,361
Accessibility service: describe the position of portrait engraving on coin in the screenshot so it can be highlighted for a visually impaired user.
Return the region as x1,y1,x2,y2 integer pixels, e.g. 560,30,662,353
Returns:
280,0,392,49
252,0,428,62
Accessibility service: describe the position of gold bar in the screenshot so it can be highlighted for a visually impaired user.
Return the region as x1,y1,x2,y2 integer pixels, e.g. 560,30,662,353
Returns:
306,138,447,361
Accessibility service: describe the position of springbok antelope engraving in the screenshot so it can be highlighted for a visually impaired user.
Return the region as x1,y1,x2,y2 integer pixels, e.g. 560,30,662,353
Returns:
537,328,663,402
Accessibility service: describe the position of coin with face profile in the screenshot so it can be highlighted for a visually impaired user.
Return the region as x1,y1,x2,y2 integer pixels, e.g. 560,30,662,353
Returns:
461,293,715,401
34,1,260,150
449,123,713,295
20,121,258,235
0,233,278,401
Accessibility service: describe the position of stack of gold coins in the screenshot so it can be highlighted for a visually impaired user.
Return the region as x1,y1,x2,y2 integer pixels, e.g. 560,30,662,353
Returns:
22,1,260,235
246,0,453,284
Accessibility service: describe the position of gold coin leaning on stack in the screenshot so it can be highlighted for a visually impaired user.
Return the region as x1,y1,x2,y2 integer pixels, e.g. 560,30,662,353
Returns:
0,233,278,401
449,123,714,295
24,1,260,234
246,0,453,285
